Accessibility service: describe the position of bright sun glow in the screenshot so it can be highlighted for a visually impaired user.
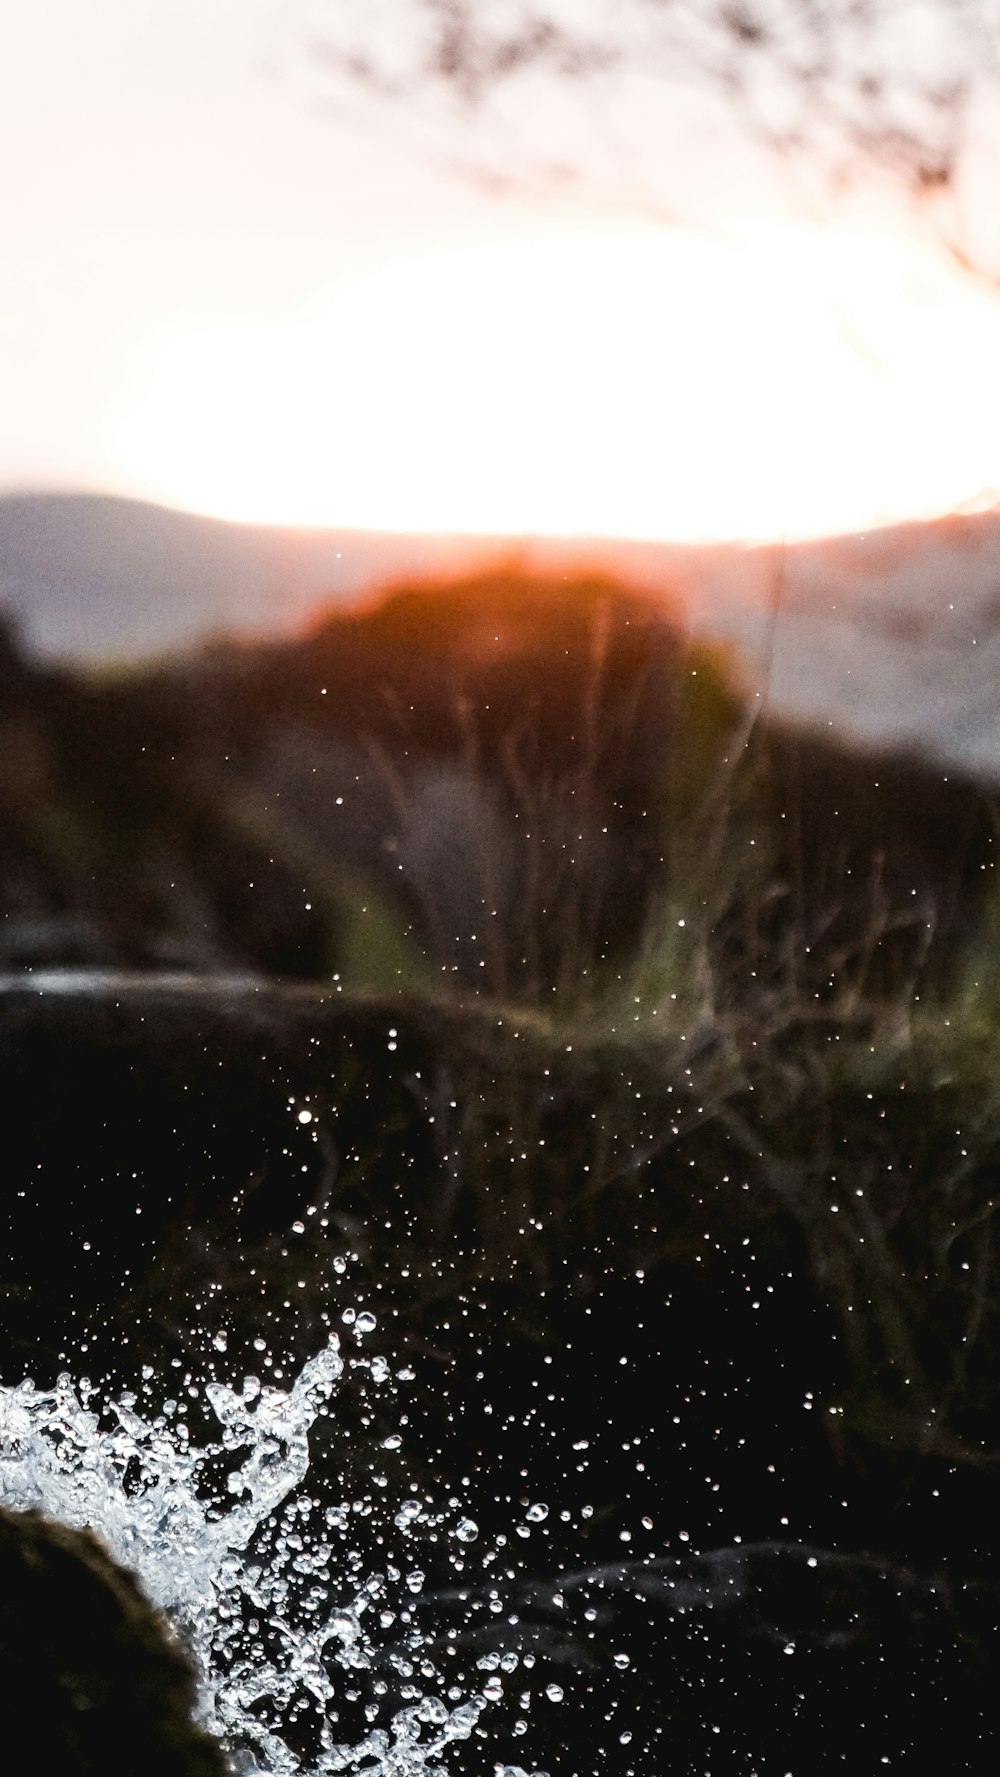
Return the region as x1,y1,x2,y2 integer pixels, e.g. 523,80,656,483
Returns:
108,219,1000,544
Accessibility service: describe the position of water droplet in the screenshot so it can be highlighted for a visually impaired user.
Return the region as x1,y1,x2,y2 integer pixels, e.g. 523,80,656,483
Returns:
355,1311,377,1335
545,1683,564,1702
1,1335,552,1771
525,1502,548,1522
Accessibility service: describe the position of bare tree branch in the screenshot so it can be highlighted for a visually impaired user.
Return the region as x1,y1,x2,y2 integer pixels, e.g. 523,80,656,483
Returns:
311,0,1000,212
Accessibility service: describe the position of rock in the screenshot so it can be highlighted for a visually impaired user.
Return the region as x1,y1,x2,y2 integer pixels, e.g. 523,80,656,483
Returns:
0,1507,229,1776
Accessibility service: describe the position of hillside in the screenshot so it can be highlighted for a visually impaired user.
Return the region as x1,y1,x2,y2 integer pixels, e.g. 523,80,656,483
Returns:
3,489,1000,784
0,561,992,993
0,491,507,663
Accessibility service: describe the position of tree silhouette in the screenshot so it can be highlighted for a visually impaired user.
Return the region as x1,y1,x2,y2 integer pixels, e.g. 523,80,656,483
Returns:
312,2,999,256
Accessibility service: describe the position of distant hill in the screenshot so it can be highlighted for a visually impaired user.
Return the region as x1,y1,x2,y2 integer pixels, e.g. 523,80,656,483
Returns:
3,488,1000,782
0,492,523,665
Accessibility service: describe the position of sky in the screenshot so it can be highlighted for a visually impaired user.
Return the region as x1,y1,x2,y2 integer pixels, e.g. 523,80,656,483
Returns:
5,0,1000,545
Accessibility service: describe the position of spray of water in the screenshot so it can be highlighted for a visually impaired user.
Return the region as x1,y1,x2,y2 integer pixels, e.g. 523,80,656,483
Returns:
0,1329,547,1777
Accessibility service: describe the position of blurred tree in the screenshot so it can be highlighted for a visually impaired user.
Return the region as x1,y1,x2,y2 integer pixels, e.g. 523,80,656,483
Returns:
310,1,1000,262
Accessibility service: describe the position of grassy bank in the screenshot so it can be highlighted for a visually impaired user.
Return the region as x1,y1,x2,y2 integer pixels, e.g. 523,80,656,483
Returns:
2,569,999,1769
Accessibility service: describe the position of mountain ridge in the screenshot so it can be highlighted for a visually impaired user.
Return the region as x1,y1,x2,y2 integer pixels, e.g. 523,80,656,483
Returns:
4,488,1000,783
6,486,1000,666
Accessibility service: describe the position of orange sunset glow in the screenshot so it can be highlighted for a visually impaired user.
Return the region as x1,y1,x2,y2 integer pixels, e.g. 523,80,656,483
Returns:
108,216,1000,546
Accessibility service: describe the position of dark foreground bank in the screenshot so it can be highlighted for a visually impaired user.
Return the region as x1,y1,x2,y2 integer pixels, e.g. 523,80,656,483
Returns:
1,976,999,1772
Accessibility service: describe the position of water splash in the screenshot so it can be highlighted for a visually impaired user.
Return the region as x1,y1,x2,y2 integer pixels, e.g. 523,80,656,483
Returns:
0,1332,547,1777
